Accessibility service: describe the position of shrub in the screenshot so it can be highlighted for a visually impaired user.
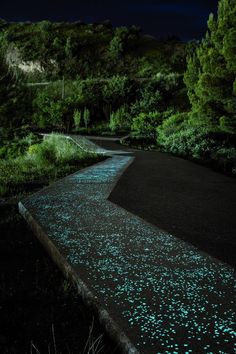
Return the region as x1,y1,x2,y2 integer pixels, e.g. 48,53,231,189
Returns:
131,73,182,116
0,133,40,159
37,141,57,164
157,111,236,175
131,89,162,116
102,75,131,107
132,111,166,138
33,85,77,131
157,113,221,158
28,143,41,156
33,91,63,128
0,134,99,197
28,135,84,165
137,58,155,78
157,112,188,146
109,106,131,132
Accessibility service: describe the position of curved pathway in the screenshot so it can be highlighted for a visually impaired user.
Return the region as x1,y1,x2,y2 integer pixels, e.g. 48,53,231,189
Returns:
92,138,236,268
19,136,236,354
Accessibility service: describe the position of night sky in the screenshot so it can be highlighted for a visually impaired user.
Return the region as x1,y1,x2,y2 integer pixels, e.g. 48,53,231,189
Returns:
2,0,218,40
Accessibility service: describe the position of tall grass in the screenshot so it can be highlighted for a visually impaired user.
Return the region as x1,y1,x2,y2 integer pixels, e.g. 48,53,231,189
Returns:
0,134,100,198
29,320,104,354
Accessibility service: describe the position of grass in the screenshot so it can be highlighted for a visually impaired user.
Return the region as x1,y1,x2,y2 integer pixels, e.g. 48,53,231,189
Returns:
28,321,104,354
0,133,104,198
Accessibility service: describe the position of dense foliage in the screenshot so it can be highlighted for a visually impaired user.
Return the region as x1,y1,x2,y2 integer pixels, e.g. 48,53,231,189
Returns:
0,0,235,176
184,0,236,133
0,17,187,136
156,0,236,174
0,20,186,80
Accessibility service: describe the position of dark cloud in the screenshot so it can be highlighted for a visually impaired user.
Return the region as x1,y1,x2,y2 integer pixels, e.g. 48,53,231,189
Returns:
1,0,218,40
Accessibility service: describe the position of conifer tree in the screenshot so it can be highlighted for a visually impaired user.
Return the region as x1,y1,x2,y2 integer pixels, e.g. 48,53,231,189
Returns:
184,0,236,133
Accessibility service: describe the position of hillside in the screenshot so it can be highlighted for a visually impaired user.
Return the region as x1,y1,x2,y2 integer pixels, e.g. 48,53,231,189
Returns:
1,1,235,178
0,19,187,80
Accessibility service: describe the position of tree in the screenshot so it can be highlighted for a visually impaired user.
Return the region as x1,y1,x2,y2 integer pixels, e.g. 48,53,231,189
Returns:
102,76,130,107
83,107,90,129
184,0,236,133
73,109,82,130
131,111,164,138
108,27,129,61
33,89,76,132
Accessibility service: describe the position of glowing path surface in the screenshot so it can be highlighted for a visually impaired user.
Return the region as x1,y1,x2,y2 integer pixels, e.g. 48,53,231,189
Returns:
19,137,236,354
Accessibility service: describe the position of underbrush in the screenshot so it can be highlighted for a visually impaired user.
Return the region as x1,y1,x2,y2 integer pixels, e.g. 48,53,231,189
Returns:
0,134,103,198
0,132,41,160
156,113,236,176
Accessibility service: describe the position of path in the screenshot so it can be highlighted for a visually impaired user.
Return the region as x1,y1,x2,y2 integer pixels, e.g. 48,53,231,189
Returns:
92,138,236,268
19,136,236,354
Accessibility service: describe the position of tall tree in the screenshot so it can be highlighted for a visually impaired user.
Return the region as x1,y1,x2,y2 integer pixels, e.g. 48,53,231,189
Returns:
184,0,236,133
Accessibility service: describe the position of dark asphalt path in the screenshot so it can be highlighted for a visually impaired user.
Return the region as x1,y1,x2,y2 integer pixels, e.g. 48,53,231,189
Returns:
92,139,236,268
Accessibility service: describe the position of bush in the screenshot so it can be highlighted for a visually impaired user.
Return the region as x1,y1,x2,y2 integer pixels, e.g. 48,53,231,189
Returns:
0,133,40,159
0,134,99,197
28,135,87,164
131,73,182,116
132,111,168,138
131,88,162,116
109,106,131,132
156,111,236,175
33,85,78,131
157,113,219,158
35,141,57,164
102,75,131,107
157,112,188,146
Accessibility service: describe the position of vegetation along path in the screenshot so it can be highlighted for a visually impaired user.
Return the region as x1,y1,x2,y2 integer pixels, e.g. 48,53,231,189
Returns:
19,136,236,353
